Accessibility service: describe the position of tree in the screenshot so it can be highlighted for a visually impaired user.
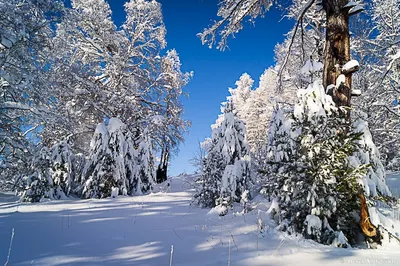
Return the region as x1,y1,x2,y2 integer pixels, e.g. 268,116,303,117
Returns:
195,100,253,210
351,0,400,170
201,0,395,245
153,50,192,183
135,128,156,194
81,118,156,198
265,80,372,246
49,140,77,197
82,118,133,198
50,0,190,182
0,0,63,191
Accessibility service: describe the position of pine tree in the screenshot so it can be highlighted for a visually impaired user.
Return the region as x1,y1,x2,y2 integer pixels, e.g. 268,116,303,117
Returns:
264,79,387,246
134,128,156,194
22,148,52,202
195,101,253,210
49,141,76,198
81,122,114,199
81,118,156,198
81,119,134,198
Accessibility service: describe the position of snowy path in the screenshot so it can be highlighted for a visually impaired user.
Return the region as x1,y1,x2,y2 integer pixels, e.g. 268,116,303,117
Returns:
1,176,400,266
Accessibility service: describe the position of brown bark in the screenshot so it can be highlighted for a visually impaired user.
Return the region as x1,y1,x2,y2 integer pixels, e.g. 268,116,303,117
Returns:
323,0,352,108
359,192,377,237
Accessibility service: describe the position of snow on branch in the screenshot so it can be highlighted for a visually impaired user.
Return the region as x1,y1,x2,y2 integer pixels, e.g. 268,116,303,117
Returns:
277,0,315,91
198,0,273,50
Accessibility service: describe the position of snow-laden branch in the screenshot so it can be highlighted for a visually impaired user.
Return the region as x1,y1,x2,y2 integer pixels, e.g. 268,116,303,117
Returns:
277,0,315,92
198,0,273,50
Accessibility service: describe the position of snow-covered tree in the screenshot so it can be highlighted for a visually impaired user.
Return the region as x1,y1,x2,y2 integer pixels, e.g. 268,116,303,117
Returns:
82,118,134,198
351,0,400,170
21,148,52,202
195,101,253,209
81,118,156,198
265,80,375,246
245,69,277,153
135,129,156,194
49,140,77,197
0,0,63,190
228,73,253,119
202,0,398,246
49,0,190,182
153,50,192,183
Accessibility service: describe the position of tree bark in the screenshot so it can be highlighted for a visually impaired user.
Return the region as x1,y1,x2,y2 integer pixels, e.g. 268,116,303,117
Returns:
323,0,352,108
156,146,169,183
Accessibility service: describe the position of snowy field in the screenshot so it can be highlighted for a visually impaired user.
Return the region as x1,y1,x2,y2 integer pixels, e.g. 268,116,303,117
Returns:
1,174,400,266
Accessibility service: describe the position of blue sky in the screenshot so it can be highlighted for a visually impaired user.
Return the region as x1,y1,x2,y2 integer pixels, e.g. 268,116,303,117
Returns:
107,0,293,175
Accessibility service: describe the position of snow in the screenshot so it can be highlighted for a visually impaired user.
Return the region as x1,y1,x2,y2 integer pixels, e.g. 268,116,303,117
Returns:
348,5,364,15
335,74,346,88
300,59,323,75
351,89,362,96
107,117,125,133
342,60,359,72
111,187,119,198
326,84,336,93
1,36,13,49
1,174,399,265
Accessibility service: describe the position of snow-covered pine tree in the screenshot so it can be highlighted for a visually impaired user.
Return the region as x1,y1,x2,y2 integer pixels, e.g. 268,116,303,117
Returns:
195,100,253,210
82,118,135,198
82,118,156,198
264,78,392,246
194,140,225,208
22,148,52,202
49,140,76,198
81,122,112,198
134,128,156,194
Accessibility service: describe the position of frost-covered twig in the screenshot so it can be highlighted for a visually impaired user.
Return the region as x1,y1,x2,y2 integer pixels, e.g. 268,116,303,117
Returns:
278,0,315,91
169,245,174,266
4,228,15,266
228,239,231,266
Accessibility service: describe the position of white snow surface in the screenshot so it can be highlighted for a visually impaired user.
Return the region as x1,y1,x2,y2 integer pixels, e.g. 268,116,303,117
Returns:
1,175,400,266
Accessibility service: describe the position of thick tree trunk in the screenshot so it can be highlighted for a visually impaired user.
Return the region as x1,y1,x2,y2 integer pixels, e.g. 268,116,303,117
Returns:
323,0,377,240
323,0,352,108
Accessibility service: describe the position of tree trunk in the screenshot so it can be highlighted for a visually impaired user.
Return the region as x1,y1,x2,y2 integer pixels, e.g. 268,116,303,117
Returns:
323,0,377,240
323,0,352,108
156,146,169,183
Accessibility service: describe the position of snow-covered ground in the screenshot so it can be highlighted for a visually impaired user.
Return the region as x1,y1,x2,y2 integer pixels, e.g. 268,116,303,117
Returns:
1,174,400,266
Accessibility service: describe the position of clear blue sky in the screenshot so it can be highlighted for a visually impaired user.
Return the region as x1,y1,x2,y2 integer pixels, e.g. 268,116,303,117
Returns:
107,0,293,175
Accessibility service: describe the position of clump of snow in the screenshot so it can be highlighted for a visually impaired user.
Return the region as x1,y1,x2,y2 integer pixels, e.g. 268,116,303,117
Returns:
348,5,364,15
326,84,336,93
331,231,349,248
300,59,324,75
336,74,346,87
305,214,322,235
344,1,358,8
266,197,279,215
151,115,164,125
342,60,359,72
352,118,392,197
207,204,228,216
295,80,337,122
107,117,125,133
111,187,119,198
351,89,361,96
